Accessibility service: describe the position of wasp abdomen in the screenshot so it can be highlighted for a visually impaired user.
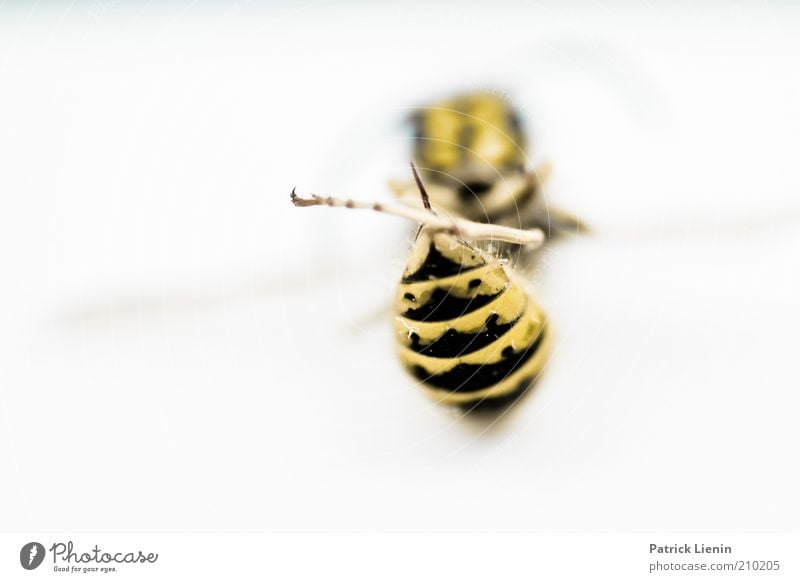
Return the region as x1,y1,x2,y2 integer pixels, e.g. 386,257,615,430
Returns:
395,231,550,406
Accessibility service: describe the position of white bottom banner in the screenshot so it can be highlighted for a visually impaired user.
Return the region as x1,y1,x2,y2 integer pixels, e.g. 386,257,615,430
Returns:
1,533,797,581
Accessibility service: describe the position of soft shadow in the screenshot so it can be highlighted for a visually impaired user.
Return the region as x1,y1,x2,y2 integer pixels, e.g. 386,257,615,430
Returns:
602,205,800,243
53,264,362,331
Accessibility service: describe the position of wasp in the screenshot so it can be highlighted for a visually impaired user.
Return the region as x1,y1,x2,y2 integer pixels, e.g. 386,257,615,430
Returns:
389,91,584,238
291,165,550,408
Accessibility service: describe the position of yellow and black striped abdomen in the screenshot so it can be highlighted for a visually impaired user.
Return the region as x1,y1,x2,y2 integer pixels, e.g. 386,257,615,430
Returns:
394,231,550,406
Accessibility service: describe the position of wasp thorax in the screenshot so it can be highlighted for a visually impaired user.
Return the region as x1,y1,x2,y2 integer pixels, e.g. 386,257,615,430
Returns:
394,229,551,406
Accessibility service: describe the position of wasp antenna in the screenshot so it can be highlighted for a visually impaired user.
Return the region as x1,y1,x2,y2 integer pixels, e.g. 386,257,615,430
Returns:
409,161,433,212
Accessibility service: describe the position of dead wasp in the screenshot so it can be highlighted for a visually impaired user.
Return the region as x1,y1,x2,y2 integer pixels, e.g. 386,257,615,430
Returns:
292,165,550,408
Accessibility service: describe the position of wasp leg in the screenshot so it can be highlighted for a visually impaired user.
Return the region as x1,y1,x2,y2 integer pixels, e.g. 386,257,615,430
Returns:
290,189,545,247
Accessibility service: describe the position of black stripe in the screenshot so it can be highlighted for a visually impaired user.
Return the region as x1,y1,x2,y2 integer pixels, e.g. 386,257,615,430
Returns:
402,287,502,322
507,110,523,136
411,327,547,393
408,313,521,357
402,242,483,283
460,376,536,409
456,181,493,202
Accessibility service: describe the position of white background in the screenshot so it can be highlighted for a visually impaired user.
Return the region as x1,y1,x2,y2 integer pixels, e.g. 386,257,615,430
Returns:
1,0,799,535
